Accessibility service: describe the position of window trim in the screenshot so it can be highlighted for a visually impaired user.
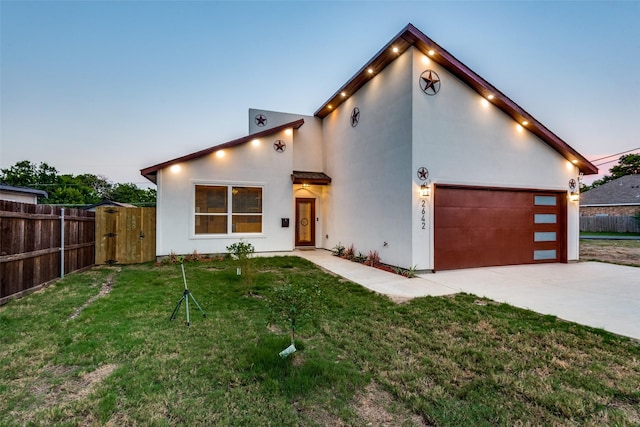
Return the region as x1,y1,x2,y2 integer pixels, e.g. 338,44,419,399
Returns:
191,181,266,238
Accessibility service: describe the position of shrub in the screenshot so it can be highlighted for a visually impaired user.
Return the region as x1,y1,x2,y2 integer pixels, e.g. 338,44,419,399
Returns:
267,282,321,345
366,250,380,267
226,240,256,294
343,244,355,260
332,242,345,257
353,252,367,263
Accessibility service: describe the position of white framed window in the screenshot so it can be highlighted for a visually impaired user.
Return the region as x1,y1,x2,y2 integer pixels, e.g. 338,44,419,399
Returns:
194,184,263,235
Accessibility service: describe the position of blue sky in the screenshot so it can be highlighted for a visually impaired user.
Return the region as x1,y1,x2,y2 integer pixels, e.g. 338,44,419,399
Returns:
1,1,638,186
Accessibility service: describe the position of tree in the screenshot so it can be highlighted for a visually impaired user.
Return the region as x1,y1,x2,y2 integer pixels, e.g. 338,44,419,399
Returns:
226,240,255,295
584,154,640,191
0,160,155,206
0,160,58,189
609,154,640,178
110,183,156,205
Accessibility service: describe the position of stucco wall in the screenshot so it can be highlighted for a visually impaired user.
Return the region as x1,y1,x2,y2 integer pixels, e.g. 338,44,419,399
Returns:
322,49,414,268
410,48,581,266
248,109,324,173
156,127,296,256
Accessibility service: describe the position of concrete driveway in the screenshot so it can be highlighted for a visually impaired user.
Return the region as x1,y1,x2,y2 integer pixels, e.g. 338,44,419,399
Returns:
420,262,640,340
291,250,640,340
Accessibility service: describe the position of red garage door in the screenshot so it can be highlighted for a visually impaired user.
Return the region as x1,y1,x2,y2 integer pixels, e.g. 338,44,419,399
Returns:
434,186,566,271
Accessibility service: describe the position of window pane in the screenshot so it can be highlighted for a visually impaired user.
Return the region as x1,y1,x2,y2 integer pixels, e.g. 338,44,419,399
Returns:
534,232,557,242
534,214,556,224
232,215,262,233
195,185,227,213
534,195,557,206
195,215,227,234
534,249,556,260
232,187,262,213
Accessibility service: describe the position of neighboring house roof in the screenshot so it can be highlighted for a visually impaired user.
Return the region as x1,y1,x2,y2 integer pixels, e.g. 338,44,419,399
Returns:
580,174,640,206
314,23,597,176
0,184,48,198
291,171,332,185
141,119,305,183
85,200,137,210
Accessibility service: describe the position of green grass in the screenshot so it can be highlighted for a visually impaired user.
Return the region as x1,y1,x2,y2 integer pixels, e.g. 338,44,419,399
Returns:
580,231,640,237
1,257,639,426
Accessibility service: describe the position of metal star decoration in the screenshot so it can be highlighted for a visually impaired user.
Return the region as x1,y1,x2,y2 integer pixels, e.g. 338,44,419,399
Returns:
351,107,360,127
273,140,286,153
420,70,441,95
255,114,267,127
417,167,429,181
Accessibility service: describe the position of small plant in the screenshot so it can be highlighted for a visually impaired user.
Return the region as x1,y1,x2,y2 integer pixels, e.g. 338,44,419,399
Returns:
343,244,355,260
366,250,380,267
226,240,256,295
266,281,321,357
353,252,367,263
392,266,404,276
404,265,418,278
332,242,345,257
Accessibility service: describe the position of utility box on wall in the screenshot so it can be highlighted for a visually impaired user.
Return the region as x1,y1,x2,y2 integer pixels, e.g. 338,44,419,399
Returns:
281,218,289,228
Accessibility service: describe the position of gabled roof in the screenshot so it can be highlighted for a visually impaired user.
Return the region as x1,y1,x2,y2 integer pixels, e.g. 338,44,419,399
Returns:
314,23,598,176
580,174,640,206
140,119,305,183
0,184,48,198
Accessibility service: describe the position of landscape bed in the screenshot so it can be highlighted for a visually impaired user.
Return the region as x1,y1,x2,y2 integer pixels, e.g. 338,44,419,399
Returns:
0,256,638,426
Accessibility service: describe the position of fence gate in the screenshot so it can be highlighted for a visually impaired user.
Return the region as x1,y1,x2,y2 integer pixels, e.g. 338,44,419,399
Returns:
95,207,156,264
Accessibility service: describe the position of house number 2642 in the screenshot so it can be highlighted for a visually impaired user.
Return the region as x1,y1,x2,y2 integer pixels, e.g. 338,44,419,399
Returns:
420,199,426,230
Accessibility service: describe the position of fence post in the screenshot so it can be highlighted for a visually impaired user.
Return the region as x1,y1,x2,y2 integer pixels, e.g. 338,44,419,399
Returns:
61,208,65,279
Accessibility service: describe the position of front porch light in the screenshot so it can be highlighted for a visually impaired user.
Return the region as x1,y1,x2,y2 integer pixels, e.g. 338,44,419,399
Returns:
420,183,430,198
569,190,579,202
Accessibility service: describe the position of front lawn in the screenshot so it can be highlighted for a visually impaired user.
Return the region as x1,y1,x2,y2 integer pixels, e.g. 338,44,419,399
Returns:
1,257,638,426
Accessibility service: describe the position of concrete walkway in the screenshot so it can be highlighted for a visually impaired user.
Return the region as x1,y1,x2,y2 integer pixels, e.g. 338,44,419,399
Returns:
288,250,640,340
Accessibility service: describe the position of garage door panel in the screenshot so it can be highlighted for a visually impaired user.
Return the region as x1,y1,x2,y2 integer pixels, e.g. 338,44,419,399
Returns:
437,207,532,228
436,227,532,250
434,186,566,271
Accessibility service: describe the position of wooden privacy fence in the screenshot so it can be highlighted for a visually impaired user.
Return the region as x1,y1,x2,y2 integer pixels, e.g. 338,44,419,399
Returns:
95,207,156,265
0,200,95,304
580,215,640,233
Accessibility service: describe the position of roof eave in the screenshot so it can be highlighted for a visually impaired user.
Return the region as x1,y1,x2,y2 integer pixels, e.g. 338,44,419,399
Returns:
313,23,598,176
140,118,305,183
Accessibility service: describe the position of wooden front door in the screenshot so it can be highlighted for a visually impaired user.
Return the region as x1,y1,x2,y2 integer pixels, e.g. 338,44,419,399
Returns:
295,198,315,247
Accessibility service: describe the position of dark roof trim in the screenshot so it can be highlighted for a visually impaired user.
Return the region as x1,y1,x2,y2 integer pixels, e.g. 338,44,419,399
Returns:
291,171,332,185
141,119,305,183
314,23,598,175
0,185,48,198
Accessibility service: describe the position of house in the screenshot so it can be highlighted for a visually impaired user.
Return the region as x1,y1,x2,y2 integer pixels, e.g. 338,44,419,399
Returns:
580,174,640,216
0,185,48,204
141,24,597,271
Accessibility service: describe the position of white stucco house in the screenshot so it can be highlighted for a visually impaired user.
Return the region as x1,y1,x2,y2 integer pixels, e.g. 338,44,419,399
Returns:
141,24,597,271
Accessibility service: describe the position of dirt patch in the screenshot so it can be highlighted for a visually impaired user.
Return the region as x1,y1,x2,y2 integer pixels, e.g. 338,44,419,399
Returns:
579,240,640,267
68,269,119,320
31,364,118,410
353,381,431,426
